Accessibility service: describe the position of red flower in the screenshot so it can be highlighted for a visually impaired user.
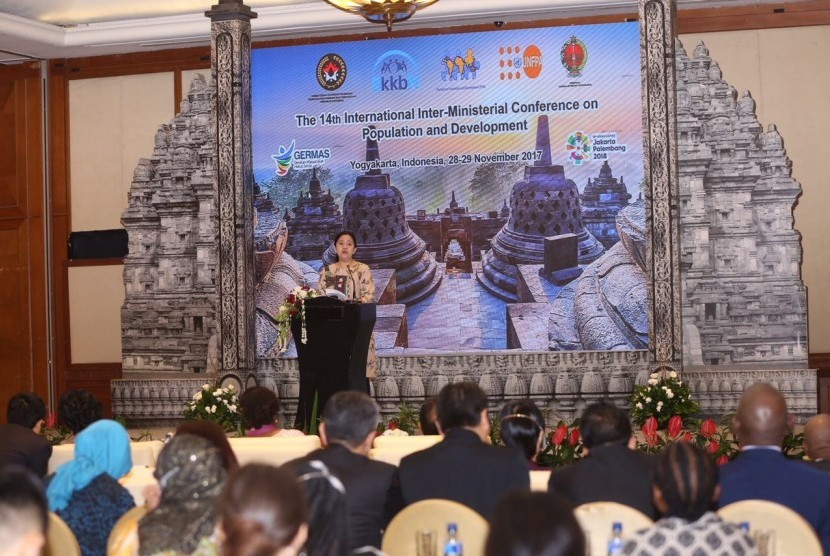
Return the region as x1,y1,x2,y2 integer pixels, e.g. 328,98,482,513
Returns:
301,285,311,291
568,428,580,446
289,308,298,316
552,425,568,446
717,455,729,466
387,420,398,430
642,417,660,447
683,431,694,443
700,419,717,438
667,415,683,439
707,440,720,454
286,294,296,304
45,412,56,428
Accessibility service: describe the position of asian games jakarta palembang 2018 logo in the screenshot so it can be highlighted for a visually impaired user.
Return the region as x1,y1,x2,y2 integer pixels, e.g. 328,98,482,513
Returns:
565,131,591,166
560,35,588,78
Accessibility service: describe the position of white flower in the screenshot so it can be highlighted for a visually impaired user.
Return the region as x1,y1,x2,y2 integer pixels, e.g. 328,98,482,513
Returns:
227,384,235,390
648,379,658,386
665,388,673,396
210,405,217,414
667,392,675,399
645,397,652,403
670,371,678,378
202,383,210,390
650,373,659,379
193,392,202,401
636,403,643,410
656,405,662,412
657,401,663,406
229,405,237,412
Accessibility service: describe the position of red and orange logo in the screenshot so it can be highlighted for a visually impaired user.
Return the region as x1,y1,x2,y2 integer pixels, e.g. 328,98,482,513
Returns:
498,44,543,81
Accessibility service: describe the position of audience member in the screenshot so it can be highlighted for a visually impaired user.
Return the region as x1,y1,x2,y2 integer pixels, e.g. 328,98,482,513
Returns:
419,397,439,436
622,442,756,555
486,491,585,556
720,382,830,553
0,466,48,556
138,434,226,555
45,419,134,556
0,392,52,478
295,460,349,556
219,463,308,556
57,389,103,441
176,419,239,472
803,413,830,473
398,382,529,519
239,386,304,437
548,401,656,518
287,391,404,551
499,400,547,469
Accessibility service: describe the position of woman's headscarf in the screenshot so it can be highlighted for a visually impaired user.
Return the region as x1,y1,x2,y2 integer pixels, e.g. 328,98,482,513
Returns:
46,419,132,511
137,433,226,556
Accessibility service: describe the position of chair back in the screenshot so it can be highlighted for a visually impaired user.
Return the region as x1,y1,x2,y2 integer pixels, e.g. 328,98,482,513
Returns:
529,469,551,492
227,435,321,466
382,499,488,556
369,435,442,466
48,440,164,473
718,499,822,556
45,512,81,556
574,501,653,556
107,505,147,556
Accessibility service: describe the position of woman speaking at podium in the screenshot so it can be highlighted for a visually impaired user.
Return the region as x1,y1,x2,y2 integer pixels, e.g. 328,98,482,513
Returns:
317,231,377,382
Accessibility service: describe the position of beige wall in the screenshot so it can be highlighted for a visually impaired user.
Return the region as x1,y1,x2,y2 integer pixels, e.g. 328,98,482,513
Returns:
64,27,830,362
679,26,830,352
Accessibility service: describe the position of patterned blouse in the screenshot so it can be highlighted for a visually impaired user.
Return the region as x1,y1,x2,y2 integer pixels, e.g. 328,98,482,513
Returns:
317,261,376,303
622,512,758,556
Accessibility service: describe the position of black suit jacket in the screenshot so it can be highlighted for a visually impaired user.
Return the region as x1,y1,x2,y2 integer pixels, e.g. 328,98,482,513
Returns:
548,443,657,519
398,428,529,519
0,423,52,478
287,443,404,550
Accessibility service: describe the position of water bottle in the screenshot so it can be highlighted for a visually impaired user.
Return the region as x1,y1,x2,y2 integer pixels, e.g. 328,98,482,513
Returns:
444,523,463,556
607,521,624,555
739,522,750,534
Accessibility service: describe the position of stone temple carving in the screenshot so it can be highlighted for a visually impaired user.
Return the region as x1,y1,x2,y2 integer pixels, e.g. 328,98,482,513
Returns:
322,133,442,304
121,75,218,375
480,115,605,301
580,161,632,249
677,41,808,367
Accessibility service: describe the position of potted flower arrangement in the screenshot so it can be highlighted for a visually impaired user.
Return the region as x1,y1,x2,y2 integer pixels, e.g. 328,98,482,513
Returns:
183,383,243,435
539,420,584,467
275,285,319,353
629,369,699,428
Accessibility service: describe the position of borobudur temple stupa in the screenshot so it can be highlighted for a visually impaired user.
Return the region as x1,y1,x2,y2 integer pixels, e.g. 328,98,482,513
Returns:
479,115,604,301
322,131,441,304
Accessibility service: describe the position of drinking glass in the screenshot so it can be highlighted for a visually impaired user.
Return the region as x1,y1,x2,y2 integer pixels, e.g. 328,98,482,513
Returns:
416,529,436,556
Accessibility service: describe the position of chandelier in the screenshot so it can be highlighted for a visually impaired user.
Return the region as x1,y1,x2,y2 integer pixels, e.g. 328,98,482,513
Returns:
324,0,439,32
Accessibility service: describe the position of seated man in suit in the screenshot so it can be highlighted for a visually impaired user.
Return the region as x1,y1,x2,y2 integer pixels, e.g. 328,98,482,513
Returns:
720,382,830,554
0,466,48,556
286,391,403,551
398,382,529,519
803,413,830,473
548,401,657,518
0,392,52,478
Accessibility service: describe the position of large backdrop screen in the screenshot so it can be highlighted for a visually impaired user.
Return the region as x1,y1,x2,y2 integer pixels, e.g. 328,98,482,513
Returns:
252,22,648,358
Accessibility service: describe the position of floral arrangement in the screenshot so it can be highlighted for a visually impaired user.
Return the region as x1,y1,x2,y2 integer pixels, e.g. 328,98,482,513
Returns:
629,369,699,428
539,419,584,468
276,285,319,353
183,383,243,435
377,402,418,436
40,413,72,446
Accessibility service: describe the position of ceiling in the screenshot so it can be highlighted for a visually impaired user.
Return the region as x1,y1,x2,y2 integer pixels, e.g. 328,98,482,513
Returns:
0,0,788,64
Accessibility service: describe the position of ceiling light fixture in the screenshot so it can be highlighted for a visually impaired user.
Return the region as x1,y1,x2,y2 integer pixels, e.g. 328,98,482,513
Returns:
324,0,439,32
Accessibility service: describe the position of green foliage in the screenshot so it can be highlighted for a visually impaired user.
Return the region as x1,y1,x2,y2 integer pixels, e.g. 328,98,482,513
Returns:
629,370,699,428
41,425,72,446
538,419,584,468
378,401,421,435
183,383,243,435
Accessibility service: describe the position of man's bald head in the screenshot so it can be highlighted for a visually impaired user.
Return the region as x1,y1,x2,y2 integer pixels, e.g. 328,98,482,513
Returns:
734,382,790,447
804,414,830,461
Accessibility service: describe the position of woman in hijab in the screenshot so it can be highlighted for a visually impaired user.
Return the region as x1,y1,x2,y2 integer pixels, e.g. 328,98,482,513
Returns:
137,433,226,555
46,419,135,556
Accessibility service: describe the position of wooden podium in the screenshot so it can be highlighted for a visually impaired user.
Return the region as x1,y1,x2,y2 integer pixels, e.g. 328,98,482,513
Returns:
291,296,376,430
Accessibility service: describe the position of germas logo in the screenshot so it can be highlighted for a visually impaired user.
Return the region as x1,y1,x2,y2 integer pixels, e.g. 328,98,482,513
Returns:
373,50,419,92
271,141,332,174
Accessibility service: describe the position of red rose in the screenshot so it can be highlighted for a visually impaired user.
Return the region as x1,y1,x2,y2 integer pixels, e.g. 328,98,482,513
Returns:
289,308,298,316
667,415,683,439
683,431,694,443
552,425,568,446
707,440,720,454
568,428,581,446
717,455,729,466
286,294,296,304
700,419,717,438
301,285,311,291
388,420,398,430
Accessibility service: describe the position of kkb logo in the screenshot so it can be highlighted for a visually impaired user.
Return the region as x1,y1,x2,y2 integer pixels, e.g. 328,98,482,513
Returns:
373,50,419,92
